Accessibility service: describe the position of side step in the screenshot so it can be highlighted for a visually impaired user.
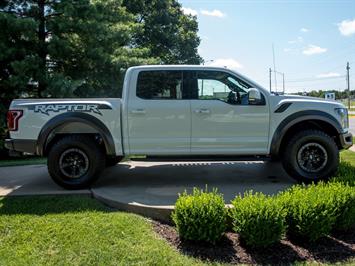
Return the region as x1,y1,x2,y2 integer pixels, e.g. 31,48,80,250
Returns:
129,155,271,162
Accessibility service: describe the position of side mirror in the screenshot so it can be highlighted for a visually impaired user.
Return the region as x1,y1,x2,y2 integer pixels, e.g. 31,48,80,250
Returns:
248,88,262,105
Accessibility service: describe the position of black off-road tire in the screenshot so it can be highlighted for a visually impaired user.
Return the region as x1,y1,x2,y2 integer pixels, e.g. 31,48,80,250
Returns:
282,130,339,183
48,135,105,189
105,156,123,167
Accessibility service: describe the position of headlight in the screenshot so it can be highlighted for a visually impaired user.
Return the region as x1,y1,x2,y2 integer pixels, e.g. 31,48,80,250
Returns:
335,108,349,129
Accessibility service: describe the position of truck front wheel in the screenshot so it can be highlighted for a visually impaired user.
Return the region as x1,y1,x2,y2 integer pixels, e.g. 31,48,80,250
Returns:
282,130,339,183
48,135,105,189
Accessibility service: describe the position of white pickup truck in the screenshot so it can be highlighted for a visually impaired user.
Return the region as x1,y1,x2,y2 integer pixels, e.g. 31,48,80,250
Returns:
5,65,353,189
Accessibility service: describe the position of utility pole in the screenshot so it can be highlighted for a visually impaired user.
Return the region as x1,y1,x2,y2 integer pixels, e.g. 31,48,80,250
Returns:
270,69,285,94
272,43,277,92
269,68,272,92
347,62,350,109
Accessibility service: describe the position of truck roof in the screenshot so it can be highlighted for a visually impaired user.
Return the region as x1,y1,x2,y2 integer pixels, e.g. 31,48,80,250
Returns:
128,65,231,71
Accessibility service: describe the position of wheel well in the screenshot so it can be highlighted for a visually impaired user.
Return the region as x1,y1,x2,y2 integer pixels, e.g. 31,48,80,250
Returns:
43,122,107,156
278,120,341,155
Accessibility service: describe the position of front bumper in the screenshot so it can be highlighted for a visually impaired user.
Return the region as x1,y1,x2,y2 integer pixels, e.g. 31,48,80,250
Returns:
339,132,353,149
5,139,37,154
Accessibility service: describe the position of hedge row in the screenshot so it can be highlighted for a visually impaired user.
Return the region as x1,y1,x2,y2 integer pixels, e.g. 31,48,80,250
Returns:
172,180,355,247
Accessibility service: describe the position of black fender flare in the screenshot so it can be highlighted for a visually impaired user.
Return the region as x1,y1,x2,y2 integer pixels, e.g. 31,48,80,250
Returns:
270,110,342,157
36,112,116,156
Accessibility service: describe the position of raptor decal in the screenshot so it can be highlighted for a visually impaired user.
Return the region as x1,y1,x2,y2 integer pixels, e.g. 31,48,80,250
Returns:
30,103,111,116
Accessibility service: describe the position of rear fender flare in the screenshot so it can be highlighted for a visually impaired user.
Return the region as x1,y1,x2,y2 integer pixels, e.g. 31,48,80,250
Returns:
37,112,115,156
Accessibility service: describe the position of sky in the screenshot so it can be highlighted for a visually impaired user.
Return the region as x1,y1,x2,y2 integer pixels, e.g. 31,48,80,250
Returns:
179,0,355,93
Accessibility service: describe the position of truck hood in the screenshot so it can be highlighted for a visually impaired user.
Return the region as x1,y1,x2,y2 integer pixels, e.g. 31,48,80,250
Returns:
274,94,345,108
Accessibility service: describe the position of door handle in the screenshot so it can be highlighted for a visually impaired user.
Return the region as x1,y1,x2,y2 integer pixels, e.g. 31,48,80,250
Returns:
131,109,146,114
194,108,210,114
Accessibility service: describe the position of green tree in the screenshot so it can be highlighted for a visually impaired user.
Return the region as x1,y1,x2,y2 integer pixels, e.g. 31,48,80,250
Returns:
1,0,157,99
0,0,202,157
124,0,202,64
47,0,157,97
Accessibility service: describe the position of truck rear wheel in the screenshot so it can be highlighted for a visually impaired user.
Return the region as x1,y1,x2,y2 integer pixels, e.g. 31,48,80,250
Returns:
282,130,339,183
48,135,105,189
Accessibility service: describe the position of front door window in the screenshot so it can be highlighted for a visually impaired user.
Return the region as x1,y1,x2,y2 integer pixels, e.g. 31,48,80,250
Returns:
185,70,265,105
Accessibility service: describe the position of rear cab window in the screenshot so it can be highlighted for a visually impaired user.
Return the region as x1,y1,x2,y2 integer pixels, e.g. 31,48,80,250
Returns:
136,70,188,99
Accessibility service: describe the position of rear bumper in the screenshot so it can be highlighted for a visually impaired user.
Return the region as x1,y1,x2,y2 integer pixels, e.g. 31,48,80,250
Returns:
5,139,37,154
339,132,353,150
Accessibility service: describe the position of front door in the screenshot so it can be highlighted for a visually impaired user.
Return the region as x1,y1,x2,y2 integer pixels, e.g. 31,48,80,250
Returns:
127,70,191,155
188,70,270,155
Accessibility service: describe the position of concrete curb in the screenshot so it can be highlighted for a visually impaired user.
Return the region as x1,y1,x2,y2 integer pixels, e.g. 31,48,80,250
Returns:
92,190,235,223
92,190,174,223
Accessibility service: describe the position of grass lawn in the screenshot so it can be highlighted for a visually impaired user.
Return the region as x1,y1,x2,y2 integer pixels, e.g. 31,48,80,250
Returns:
339,137,355,166
341,150,355,165
0,196,206,266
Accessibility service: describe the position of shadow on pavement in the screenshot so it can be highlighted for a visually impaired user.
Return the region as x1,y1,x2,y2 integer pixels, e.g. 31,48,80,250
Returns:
93,160,297,206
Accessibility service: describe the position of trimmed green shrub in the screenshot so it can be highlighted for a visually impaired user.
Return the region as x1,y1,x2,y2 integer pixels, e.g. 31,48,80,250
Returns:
172,188,226,244
280,182,339,242
330,183,355,230
230,191,286,247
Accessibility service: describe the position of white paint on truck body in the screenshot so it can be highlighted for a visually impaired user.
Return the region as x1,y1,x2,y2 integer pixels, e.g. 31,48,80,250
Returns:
8,65,350,157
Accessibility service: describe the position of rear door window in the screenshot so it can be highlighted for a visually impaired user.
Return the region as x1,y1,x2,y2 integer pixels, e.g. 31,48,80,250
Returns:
137,70,188,99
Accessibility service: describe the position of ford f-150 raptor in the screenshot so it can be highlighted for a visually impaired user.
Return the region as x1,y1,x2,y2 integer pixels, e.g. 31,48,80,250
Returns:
5,65,353,189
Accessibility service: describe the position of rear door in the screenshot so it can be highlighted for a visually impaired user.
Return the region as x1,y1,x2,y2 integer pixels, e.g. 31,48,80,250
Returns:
187,70,270,155
127,70,191,155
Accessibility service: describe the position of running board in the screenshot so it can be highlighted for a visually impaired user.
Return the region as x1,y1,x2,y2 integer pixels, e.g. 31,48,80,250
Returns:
129,155,271,162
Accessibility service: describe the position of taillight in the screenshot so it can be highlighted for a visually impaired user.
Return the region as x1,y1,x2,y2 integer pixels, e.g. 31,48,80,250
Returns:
7,110,23,131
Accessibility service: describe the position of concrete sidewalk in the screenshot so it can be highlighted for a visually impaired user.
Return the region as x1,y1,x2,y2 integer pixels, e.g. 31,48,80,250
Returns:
93,160,296,221
0,161,295,199
0,160,296,221
0,164,89,196
93,160,295,206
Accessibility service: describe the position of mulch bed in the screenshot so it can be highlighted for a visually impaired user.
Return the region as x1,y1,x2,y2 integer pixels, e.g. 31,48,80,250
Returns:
152,221,355,265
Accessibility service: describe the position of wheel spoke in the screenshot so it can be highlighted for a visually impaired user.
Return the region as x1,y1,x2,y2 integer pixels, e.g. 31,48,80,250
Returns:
59,148,89,179
297,143,328,173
